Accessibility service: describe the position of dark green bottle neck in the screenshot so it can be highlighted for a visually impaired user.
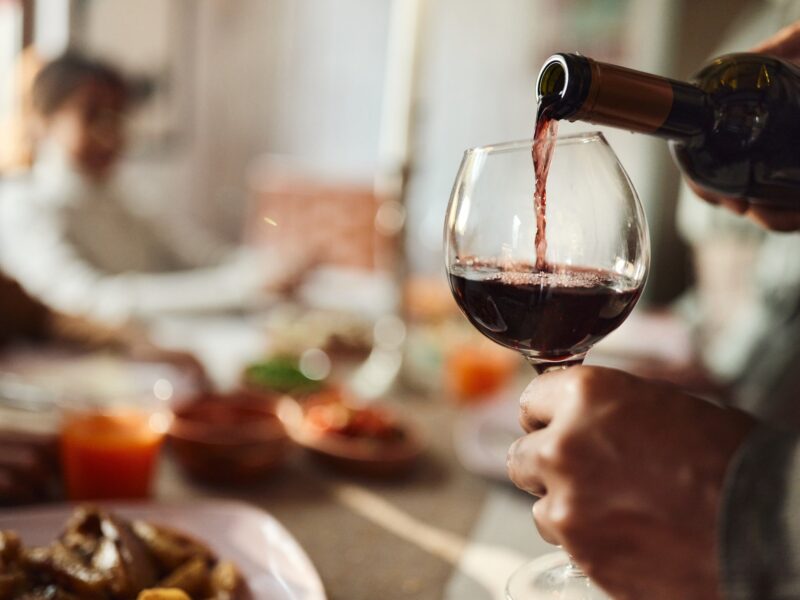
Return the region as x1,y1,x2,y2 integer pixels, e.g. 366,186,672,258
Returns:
537,53,711,141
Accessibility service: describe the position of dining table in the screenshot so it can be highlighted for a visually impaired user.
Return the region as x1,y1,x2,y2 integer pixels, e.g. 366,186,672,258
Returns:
1,308,690,600
157,396,547,600
144,313,552,600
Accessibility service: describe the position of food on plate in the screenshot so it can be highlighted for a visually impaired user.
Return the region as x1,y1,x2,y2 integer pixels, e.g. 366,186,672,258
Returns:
168,391,291,485
303,391,405,442
138,590,191,600
0,506,243,599
279,390,422,476
242,356,324,395
262,306,373,358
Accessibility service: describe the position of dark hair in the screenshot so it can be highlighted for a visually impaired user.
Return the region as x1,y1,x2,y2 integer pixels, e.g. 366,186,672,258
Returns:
32,52,129,116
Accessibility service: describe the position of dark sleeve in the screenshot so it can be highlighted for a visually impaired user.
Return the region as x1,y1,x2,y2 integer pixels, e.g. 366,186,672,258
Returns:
732,307,800,430
0,273,51,345
720,425,800,599
0,272,137,351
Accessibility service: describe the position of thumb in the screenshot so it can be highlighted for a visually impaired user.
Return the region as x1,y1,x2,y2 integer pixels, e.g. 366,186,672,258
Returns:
752,21,800,61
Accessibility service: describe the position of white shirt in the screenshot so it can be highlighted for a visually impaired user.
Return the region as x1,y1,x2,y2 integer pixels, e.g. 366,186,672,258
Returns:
0,150,266,323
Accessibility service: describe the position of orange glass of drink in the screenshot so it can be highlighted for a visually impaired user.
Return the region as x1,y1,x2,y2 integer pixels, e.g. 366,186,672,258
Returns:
444,342,519,405
61,399,171,501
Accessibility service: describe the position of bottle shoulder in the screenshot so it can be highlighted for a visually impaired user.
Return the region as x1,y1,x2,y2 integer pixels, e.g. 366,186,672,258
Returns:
691,52,800,95
684,52,800,155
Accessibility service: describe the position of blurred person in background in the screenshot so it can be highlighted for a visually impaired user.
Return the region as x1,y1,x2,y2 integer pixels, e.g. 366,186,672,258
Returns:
508,20,800,600
0,52,309,325
673,0,800,429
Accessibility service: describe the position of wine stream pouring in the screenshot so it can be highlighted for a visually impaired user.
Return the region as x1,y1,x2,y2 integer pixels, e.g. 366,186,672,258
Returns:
536,52,800,208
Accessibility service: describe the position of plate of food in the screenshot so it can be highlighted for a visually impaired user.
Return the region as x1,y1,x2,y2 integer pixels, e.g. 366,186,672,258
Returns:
0,501,326,600
278,390,423,477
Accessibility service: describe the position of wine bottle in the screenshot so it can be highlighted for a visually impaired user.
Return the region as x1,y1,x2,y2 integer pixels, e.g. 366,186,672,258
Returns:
536,52,800,208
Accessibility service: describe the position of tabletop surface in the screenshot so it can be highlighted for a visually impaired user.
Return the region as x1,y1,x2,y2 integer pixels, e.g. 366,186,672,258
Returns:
158,397,505,600
0,314,557,600
146,314,548,599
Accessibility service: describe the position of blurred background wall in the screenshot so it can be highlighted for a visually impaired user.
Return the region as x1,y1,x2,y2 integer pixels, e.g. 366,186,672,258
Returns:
0,0,767,303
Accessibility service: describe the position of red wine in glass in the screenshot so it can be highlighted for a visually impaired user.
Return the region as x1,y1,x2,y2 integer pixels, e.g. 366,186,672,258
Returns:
448,259,641,370
445,116,649,597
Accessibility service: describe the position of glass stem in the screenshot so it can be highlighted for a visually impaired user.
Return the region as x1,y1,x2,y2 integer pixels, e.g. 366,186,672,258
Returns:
566,553,587,578
526,354,586,374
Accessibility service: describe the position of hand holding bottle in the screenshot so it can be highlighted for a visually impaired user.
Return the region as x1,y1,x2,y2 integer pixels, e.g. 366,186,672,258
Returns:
753,20,800,61
537,22,800,231
688,20,800,231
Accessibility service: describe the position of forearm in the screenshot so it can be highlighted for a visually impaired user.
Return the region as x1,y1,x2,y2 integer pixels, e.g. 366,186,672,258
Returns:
0,203,259,322
12,258,263,323
720,425,800,599
122,260,264,316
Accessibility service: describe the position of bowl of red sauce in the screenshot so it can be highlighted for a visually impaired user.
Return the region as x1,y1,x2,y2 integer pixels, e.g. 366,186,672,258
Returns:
278,389,423,477
168,390,292,485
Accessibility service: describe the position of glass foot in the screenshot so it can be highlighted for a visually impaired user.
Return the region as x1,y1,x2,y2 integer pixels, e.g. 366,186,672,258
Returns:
506,552,609,600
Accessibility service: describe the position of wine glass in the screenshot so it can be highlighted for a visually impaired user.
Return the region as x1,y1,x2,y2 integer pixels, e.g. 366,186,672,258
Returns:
444,132,649,599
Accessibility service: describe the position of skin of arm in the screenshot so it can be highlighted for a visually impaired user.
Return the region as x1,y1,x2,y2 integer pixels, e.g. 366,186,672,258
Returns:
0,272,207,386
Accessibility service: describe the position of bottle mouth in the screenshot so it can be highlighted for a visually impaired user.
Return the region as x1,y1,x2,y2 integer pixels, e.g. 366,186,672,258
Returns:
535,53,593,121
537,55,569,98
